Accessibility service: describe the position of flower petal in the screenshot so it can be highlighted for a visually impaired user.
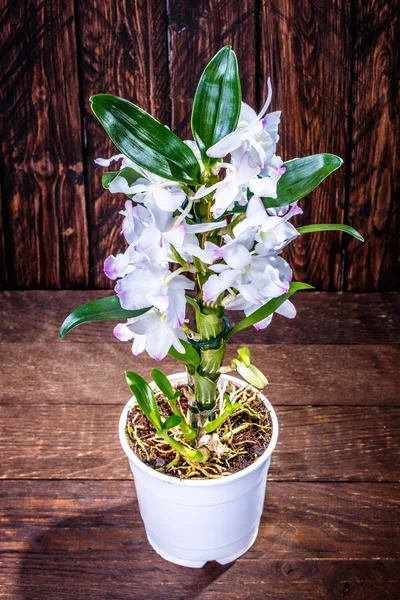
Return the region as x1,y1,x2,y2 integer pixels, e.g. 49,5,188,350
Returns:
206,129,246,158
113,322,135,342
94,154,124,167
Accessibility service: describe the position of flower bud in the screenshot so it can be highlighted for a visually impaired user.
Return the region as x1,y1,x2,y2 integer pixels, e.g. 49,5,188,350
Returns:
236,362,269,389
237,346,251,367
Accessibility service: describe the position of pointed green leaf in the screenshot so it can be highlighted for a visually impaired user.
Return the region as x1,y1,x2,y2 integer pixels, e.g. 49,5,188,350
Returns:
225,282,314,341
191,46,241,166
59,296,151,339
151,368,176,400
163,415,182,431
263,154,343,208
168,340,200,368
91,94,201,185
297,223,364,242
102,166,142,190
125,371,163,430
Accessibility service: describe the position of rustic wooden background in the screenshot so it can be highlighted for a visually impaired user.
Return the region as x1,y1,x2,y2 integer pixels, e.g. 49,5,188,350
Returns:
0,0,398,291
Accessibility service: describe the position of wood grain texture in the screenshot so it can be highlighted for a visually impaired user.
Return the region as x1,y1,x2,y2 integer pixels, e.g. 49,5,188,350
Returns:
1,290,399,344
0,0,88,289
1,342,399,406
76,0,169,288
0,184,7,288
168,0,257,139
1,481,398,599
261,0,350,290
1,480,398,556
0,404,398,481
345,0,400,291
0,554,398,600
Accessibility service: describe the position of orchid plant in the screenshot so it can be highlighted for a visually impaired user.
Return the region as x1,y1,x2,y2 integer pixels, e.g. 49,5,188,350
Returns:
60,47,363,464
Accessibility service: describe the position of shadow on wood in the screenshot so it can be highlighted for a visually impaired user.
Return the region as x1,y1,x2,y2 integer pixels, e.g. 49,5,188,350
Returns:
17,503,233,600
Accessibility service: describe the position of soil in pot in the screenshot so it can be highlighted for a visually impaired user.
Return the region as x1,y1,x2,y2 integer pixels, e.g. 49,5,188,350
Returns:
125,380,272,480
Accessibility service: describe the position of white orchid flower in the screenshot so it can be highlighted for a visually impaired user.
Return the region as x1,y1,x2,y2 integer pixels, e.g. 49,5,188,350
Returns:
203,254,292,304
248,154,286,199
195,152,259,217
108,173,186,213
234,196,302,254
114,310,187,361
206,78,280,167
115,262,194,328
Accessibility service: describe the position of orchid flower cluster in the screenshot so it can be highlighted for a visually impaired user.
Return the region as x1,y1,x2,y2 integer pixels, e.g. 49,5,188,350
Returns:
98,79,298,363
60,47,362,459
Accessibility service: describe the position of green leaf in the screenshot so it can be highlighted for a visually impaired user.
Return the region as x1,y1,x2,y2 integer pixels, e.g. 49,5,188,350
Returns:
91,94,201,185
297,223,364,242
59,296,151,339
263,154,343,208
125,371,163,430
163,415,182,431
225,282,314,341
102,166,142,190
151,368,176,400
191,46,241,166
168,340,200,368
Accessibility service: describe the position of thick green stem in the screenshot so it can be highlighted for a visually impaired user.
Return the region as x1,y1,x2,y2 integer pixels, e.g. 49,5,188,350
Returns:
187,303,226,428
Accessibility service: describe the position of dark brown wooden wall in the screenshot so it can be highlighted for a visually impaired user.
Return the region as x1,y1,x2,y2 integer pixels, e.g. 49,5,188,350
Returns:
0,0,398,291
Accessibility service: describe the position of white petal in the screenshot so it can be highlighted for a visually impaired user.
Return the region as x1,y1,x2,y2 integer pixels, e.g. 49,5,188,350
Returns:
185,220,227,234
94,153,124,167
132,335,146,356
206,130,245,158
276,299,296,319
194,180,221,199
163,224,186,248
145,326,174,361
239,102,258,124
146,294,170,312
153,186,185,211
166,288,187,328
236,152,260,186
113,322,135,342
246,196,269,225
249,175,279,198
255,77,273,122
203,269,238,302
223,243,252,270
127,311,161,335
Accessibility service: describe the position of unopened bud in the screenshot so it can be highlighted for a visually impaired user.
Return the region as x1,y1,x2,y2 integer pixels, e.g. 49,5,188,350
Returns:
236,362,269,389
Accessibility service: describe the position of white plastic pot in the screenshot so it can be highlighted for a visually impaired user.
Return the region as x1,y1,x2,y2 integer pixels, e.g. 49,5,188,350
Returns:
119,373,279,568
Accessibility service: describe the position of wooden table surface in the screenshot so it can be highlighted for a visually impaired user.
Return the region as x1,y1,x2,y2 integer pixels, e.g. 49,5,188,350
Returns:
0,291,399,599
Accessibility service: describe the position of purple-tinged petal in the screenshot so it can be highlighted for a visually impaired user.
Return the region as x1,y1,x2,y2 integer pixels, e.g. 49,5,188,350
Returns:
114,323,135,342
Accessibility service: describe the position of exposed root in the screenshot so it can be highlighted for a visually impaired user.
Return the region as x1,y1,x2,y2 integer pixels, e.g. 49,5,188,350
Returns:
125,381,272,480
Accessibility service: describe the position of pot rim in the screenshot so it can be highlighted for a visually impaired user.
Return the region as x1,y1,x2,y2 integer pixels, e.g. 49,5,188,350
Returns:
119,372,279,487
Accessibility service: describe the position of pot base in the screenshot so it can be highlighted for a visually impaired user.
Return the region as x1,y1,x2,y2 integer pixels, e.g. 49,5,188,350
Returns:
146,525,260,568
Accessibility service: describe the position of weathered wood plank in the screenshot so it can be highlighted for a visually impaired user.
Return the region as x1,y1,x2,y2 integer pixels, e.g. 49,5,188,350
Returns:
0,405,398,481
168,0,257,139
0,184,7,288
0,0,88,289
1,481,398,557
197,559,399,600
345,0,400,291
261,0,350,290
76,0,169,288
0,553,397,600
1,342,398,406
0,291,398,344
